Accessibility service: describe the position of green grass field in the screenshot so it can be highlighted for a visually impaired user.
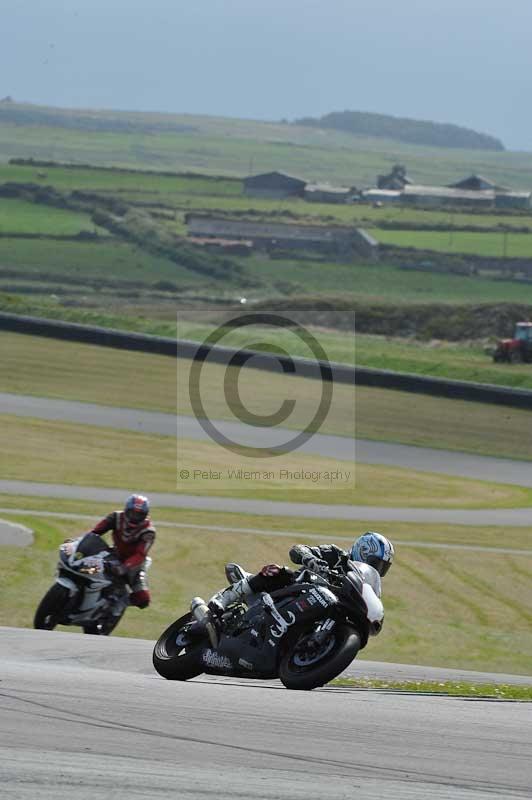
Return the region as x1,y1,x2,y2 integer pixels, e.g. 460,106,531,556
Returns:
0,162,240,197
236,256,532,304
1,122,532,340
5,291,532,395
0,197,107,236
3,413,530,508
2,159,532,312
175,320,532,389
2,160,531,231
1,505,531,674
375,227,532,258
154,190,532,231
3,332,532,459
0,237,201,286
8,239,532,305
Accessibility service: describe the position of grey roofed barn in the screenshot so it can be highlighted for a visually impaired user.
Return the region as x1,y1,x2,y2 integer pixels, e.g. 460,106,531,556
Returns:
362,188,402,204
401,183,531,209
401,184,495,208
495,190,532,209
243,171,307,198
304,183,354,203
185,214,379,259
449,174,505,191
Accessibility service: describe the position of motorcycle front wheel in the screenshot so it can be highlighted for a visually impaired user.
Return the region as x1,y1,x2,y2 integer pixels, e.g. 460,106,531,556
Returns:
83,610,125,636
34,584,70,630
152,612,206,681
279,622,361,690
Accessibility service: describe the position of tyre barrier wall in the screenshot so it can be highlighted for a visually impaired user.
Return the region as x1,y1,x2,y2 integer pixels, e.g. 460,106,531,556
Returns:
2,310,532,410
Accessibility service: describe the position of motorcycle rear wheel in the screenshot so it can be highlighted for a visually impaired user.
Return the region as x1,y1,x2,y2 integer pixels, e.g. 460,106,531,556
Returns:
152,612,206,681
279,623,361,690
34,584,70,630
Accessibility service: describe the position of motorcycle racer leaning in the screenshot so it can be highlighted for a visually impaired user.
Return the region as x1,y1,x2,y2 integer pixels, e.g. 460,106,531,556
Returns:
207,531,394,633
90,494,155,608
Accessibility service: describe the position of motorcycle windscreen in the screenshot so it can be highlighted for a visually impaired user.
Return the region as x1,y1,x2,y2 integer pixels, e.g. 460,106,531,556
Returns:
76,533,110,557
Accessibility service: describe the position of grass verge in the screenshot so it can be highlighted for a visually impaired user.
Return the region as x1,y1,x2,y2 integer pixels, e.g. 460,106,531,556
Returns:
330,678,532,699
4,414,532,508
1,493,532,550
5,293,532,395
3,332,532,460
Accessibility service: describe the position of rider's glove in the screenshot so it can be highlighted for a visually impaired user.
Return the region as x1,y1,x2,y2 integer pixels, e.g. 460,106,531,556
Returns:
302,555,329,577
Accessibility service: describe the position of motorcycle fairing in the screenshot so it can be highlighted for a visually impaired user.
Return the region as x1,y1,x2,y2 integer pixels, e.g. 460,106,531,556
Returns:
55,534,126,625
200,584,338,677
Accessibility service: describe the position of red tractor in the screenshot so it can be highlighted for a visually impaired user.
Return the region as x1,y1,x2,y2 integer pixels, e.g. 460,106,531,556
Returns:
493,322,532,363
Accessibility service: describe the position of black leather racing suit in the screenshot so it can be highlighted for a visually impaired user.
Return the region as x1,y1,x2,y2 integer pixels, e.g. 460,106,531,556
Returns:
289,543,349,573
239,543,350,595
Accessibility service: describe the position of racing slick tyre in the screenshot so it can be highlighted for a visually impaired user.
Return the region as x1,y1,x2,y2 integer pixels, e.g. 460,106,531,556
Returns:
152,612,206,681
279,622,361,691
34,584,70,630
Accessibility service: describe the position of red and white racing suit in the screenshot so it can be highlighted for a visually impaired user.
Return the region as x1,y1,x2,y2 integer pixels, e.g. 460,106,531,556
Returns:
91,511,156,608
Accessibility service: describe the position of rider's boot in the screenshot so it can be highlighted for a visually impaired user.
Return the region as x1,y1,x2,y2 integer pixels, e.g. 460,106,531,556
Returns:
208,577,253,617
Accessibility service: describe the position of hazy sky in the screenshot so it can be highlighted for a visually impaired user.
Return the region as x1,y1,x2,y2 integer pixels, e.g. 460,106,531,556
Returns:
4,0,532,150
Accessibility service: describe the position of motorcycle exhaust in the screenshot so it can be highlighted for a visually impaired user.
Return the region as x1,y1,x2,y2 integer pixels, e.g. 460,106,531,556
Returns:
190,597,219,648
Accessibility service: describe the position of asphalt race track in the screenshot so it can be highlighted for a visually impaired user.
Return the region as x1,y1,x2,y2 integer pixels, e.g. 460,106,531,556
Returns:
2,628,531,800
4,478,532,529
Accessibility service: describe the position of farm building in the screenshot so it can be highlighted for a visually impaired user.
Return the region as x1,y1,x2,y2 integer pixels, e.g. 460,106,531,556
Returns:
449,174,531,208
494,191,532,210
362,189,402,205
400,183,531,210
243,171,306,199
401,184,495,208
185,214,379,260
187,237,252,256
449,174,501,191
377,164,413,190
304,184,354,203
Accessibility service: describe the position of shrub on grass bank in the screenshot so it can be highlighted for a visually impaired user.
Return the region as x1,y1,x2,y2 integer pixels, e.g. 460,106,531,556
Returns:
91,208,256,286
253,296,532,340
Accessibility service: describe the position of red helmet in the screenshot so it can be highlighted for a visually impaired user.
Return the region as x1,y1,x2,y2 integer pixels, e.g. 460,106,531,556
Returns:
124,494,150,531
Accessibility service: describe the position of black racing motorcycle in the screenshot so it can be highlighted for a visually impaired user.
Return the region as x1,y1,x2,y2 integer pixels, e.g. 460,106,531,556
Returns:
34,532,130,635
152,562,384,690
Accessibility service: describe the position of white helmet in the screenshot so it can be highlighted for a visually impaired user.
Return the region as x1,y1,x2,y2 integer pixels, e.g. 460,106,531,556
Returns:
350,531,394,577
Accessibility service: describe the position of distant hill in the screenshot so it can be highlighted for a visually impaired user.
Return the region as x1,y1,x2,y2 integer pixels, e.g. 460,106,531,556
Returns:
1,99,529,190
0,100,197,135
293,110,505,152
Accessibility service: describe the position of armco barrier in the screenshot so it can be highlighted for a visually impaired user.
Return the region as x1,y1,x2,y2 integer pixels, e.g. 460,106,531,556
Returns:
1,310,532,409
